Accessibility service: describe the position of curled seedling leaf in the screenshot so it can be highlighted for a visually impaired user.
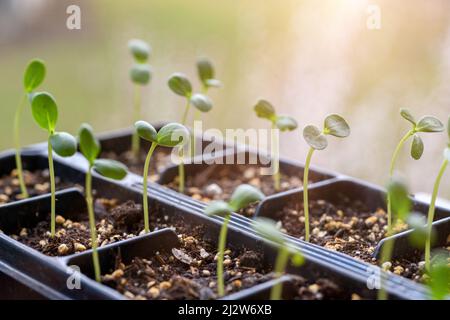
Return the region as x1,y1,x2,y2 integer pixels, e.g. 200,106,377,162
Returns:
24,59,46,93
128,39,151,63
50,132,77,157
400,108,416,126
254,99,276,121
411,134,424,160
416,116,444,133
253,217,284,245
93,159,127,180
130,64,152,85
78,123,101,165
168,73,192,97
197,57,221,89
155,122,189,148
31,92,58,132
135,121,157,142
275,115,298,131
190,93,213,113
303,125,327,150
324,114,350,137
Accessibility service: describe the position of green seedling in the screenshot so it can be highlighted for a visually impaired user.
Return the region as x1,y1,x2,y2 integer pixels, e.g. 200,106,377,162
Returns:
128,39,152,158
387,109,444,232
424,116,450,271
14,59,46,198
253,217,304,300
302,114,350,242
134,121,189,233
30,92,76,238
253,99,298,191
205,184,265,297
168,73,212,192
197,56,221,93
78,123,128,282
427,252,450,300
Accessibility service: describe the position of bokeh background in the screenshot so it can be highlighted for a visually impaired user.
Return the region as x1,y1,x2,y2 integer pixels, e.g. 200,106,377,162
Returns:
1,0,450,197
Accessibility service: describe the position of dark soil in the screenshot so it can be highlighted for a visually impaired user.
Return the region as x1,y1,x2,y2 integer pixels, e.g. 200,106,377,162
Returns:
0,169,71,204
165,164,304,216
14,199,146,256
101,148,173,182
287,276,361,300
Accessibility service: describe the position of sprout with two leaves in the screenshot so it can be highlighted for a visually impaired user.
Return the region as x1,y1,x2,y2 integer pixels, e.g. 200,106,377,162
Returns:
30,92,77,238
253,217,304,300
167,73,213,192
424,116,450,271
128,39,152,158
14,59,46,198
205,184,265,297
302,114,350,242
78,124,128,282
134,121,189,233
196,56,221,94
253,99,298,191
387,109,444,233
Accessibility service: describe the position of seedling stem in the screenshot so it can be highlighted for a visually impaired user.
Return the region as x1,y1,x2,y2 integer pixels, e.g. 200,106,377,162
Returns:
85,167,101,282
217,213,231,297
270,245,289,300
142,142,157,233
303,147,314,242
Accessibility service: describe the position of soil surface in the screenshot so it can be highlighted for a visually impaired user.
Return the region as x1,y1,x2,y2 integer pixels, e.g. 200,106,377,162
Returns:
288,276,361,300
0,169,71,204
271,195,449,281
101,148,173,182
165,164,305,217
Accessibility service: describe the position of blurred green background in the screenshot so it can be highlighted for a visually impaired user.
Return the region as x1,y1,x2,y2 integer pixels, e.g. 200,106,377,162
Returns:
1,0,450,196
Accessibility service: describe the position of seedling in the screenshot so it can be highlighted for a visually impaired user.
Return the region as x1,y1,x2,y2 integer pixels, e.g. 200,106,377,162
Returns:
78,123,128,282
387,109,443,232
30,92,77,238
14,59,46,198
205,184,265,297
128,39,152,158
302,114,350,242
168,73,212,192
134,121,189,233
253,99,298,191
253,217,304,300
424,116,450,271
197,56,221,93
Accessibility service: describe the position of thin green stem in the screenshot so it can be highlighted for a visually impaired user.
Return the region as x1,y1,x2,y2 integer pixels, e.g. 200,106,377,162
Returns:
47,137,56,238
142,142,157,233
271,123,280,191
303,147,314,242
14,93,28,198
425,158,448,271
86,167,101,282
131,84,141,158
387,130,414,232
178,97,191,193
217,214,231,297
270,245,290,300
181,97,191,126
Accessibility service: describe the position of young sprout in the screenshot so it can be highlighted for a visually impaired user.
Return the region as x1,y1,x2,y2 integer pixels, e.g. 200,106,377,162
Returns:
205,184,265,297
387,109,444,232
168,73,212,192
14,59,46,198
253,99,298,191
302,114,350,242
134,121,189,233
424,116,450,271
78,124,128,282
427,253,450,300
253,217,304,300
30,92,77,238
197,56,221,94
128,39,152,158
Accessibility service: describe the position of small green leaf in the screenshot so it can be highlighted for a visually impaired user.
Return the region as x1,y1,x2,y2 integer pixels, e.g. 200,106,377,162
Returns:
168,73,192,97
400,108,416,126
93,159,127,180
324,114,350,137
135,121,157,142
291,251,304,267
156,123,189,147
205,201,231,217
228,184,265,212
130,64,151,85
190,94,213,113
78,123,100,165
253,217,284,245
253,100,276,121
428,253,450,300
303,125,328,150
128,39,151,63
406,213,429,248
416,116,444,133
31,92,58,132
24,59,46,93
411,134,424,160
387,176,411,221
50,132,77,157
275,115,297,131
197,57,214,84
205,79,222,88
